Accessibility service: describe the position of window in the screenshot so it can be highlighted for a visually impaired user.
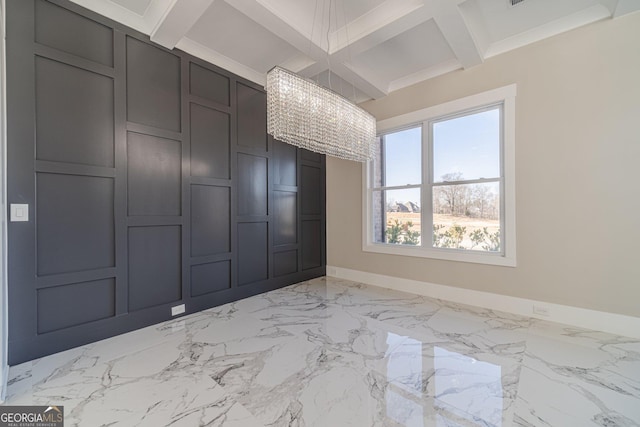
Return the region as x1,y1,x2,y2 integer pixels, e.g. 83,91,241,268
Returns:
364,85,516,266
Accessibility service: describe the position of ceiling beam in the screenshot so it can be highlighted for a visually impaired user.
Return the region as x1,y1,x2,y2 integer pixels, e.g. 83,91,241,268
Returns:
431,0,483,69
332,63,388,99
331,4,435,69
278,54,316,74
329,0,427,57
150,0,216,49
176,38,266,85
224,0,389,99
320,64,388,100
225,0,325,58
223,0,480,99
484,4,611,58
613,0,640,18
388,59,461,93
294,0,435,98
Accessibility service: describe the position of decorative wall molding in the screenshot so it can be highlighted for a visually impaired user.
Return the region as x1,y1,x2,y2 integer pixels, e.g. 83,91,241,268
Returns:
5,0,326,365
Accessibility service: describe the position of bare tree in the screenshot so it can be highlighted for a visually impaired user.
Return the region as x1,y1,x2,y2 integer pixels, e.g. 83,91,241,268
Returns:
471,184,490,218
437,172,464,215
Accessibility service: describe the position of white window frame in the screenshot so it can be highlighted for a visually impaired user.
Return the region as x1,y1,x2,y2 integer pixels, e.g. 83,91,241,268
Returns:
363,84,517,267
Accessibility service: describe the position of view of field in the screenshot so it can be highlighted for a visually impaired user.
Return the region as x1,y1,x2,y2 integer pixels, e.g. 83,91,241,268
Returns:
386,212,500,251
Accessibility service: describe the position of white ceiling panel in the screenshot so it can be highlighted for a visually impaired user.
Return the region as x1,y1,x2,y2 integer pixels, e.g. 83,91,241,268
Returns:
350,19,455,84
339,0,388,26
186,0,301,73
313,70,371,103
259,0,320,39
261,0,387,37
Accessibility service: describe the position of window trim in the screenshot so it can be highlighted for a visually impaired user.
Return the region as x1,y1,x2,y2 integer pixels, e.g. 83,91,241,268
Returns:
362,84,517,267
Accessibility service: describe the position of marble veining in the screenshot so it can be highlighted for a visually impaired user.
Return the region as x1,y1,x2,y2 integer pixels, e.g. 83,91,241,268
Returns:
3,277,639,426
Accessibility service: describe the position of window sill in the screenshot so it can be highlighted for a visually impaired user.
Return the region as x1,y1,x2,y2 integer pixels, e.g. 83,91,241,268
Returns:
362,243,517,267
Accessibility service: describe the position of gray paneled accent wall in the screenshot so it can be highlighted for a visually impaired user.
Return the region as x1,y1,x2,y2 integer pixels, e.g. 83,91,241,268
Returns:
6,0,326,365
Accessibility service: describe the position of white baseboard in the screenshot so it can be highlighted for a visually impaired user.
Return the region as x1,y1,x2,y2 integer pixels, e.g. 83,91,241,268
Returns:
326,266,640,339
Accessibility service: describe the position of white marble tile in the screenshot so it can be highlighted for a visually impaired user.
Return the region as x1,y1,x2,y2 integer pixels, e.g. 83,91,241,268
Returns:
322,278,443,324
385,304,533,367
4,277,640,427
356,333,521,427
513,320,640,426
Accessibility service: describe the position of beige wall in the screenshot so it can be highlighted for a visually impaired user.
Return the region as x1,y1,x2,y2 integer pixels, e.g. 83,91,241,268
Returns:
327,12,640,318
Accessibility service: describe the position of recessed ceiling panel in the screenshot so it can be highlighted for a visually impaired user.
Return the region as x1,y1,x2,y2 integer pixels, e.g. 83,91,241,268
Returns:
312,70,371,103
460,0,603,43
338,0,388,26
260,0,317,37
186,1,301,73
350,19,456,84
262,0,387,37
109,0,152,16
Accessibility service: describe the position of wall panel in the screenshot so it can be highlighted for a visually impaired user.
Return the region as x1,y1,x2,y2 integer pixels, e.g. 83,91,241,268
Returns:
126,36,181,132
237,83,266,151
189,63,229,106
302,220,322,270
35,57,114,167
273,191,296,246
273,140,296,186
238,222,268,285
237,153,268,216
300,154,326,273
37,279,115,333
128,226,182,311
274,250,298,277
302,165,321,215
37,173,114,275
127,132,181,216
190,185,230,256
34,0,113,66
190,104,229,179
191,261,231,297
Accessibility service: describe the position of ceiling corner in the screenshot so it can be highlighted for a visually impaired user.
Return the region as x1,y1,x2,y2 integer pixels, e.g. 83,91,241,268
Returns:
176,37,266,86
149,0,216,49
613,0,640,18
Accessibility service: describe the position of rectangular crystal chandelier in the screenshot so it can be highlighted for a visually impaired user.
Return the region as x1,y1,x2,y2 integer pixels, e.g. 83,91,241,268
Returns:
266,66,376,162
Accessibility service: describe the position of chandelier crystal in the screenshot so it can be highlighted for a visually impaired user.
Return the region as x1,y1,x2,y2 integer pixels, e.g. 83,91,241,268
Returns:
266,66,376,162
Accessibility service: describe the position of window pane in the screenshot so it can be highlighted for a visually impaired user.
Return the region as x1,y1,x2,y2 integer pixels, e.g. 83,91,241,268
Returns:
384,127,421,187
432,182,500,252
433,108,500,183
375,188,421,245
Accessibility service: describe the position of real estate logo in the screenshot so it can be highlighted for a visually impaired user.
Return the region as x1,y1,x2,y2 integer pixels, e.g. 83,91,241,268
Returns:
0,406,63,427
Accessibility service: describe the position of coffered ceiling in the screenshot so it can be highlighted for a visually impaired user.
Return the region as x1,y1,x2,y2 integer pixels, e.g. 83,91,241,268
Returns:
71,0,639,102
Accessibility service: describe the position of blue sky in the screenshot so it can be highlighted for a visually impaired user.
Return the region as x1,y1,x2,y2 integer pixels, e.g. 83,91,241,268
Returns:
433,108,500,182
382,108,500,205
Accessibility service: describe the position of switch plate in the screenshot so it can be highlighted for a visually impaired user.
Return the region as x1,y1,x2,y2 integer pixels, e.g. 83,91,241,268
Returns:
10,204,29,222
171,304,185,316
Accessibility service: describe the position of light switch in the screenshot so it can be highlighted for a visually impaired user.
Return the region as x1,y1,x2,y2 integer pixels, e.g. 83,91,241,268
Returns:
10,204,29,222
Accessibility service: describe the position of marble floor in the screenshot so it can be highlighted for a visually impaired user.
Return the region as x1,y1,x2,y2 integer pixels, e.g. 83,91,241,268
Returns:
3,277,640,426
